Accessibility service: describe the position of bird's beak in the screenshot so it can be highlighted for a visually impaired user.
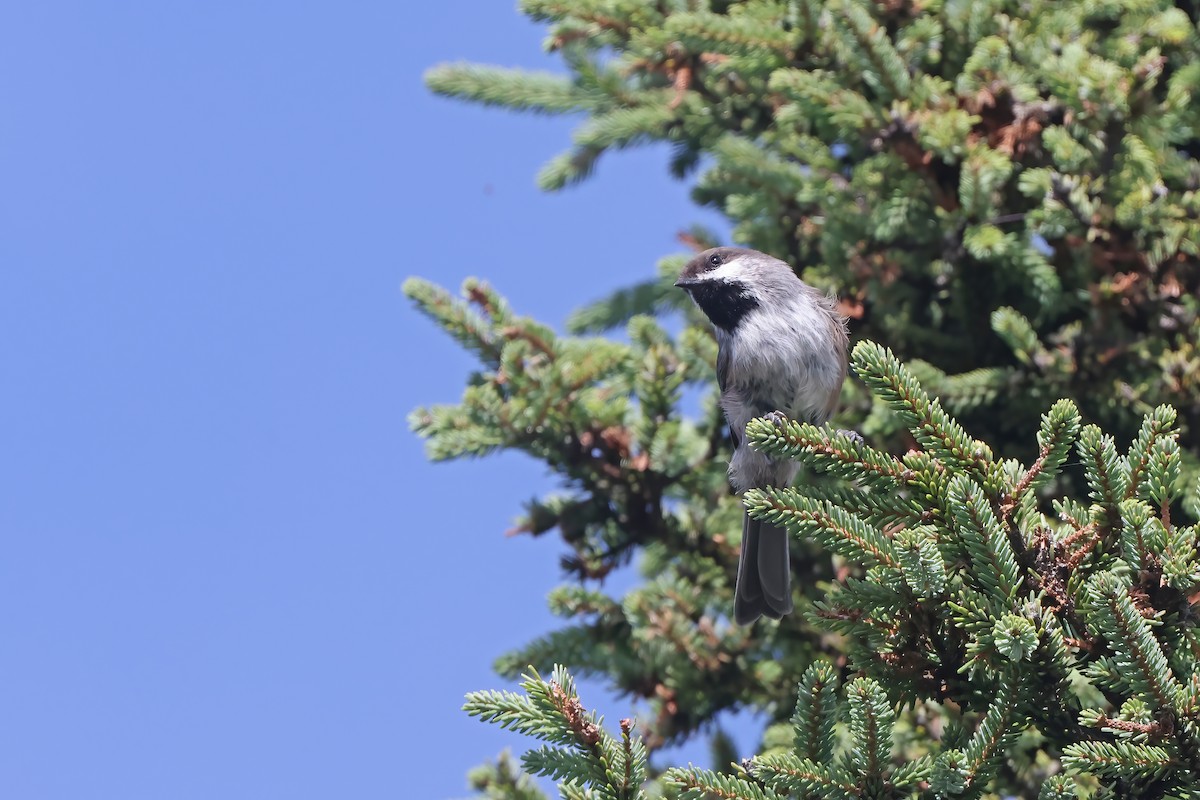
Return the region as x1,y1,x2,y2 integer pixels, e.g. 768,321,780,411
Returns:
674,277,699,289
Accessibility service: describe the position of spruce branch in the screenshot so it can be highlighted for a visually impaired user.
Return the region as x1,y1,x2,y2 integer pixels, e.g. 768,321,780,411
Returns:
572,105,681,151
1060,741,1176,780
790,661,839,764
744,417,909,490
467,751,550,800
1127,406,1179,503
404,277,503,365
749,754,858,799
895,525,947,599
519,0,657,39
467,667,647,800
661,9,798,58
830,0,911,102
1001,399,1082,519
463,686,563,743
1080,708,1167,740
1085,573,1181,713
1118,499,1157,573
948,475,1022,604
990,307,1055,371
851,340,994,477
844,677,894,784
666,766,779,800
958,671,1024,787
1060,518,1103,572
425,63,596,114
522,746,597,785
1037,774,1078,799
537,146,605,191
1078,425,1131,533
768,67,883,134
744,488,901,570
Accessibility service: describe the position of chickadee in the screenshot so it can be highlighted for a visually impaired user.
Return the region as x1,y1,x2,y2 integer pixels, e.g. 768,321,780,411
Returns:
676,247,848,624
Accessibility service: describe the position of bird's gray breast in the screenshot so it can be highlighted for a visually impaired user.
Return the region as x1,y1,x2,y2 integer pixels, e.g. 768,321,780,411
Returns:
722,326,838,425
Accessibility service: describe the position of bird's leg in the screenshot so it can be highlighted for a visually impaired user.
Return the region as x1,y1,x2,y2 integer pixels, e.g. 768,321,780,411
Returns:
836,428,864,444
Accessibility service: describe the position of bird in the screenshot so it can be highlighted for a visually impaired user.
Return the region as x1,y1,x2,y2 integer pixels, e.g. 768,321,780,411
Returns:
675,246,849,624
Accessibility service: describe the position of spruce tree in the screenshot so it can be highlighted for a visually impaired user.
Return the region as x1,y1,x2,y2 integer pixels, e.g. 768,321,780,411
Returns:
411,1,1200,797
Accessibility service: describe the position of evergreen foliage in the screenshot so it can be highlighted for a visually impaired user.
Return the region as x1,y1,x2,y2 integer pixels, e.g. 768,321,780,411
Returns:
413,1,1200,797
423,334,1200,796
425,0,1200,473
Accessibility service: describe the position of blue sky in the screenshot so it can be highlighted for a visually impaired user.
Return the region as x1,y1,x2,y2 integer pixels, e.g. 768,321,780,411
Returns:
0,4,745,798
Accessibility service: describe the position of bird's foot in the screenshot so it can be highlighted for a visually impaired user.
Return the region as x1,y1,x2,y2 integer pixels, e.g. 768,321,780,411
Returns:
836,428,864,444
763,410,789,427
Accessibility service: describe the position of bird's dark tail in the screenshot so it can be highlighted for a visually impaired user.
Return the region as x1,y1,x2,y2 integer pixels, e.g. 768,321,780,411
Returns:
733,511,793,625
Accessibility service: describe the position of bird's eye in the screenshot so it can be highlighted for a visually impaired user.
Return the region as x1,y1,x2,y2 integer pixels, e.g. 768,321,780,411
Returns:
708,254,721,266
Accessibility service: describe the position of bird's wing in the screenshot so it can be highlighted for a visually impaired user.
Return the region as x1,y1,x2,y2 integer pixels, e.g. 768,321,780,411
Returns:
819,310,851,423
818,353,847,423
716,336,740,448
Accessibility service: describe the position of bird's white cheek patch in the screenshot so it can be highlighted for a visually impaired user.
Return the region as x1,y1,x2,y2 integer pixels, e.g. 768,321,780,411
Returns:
695,260,749,284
